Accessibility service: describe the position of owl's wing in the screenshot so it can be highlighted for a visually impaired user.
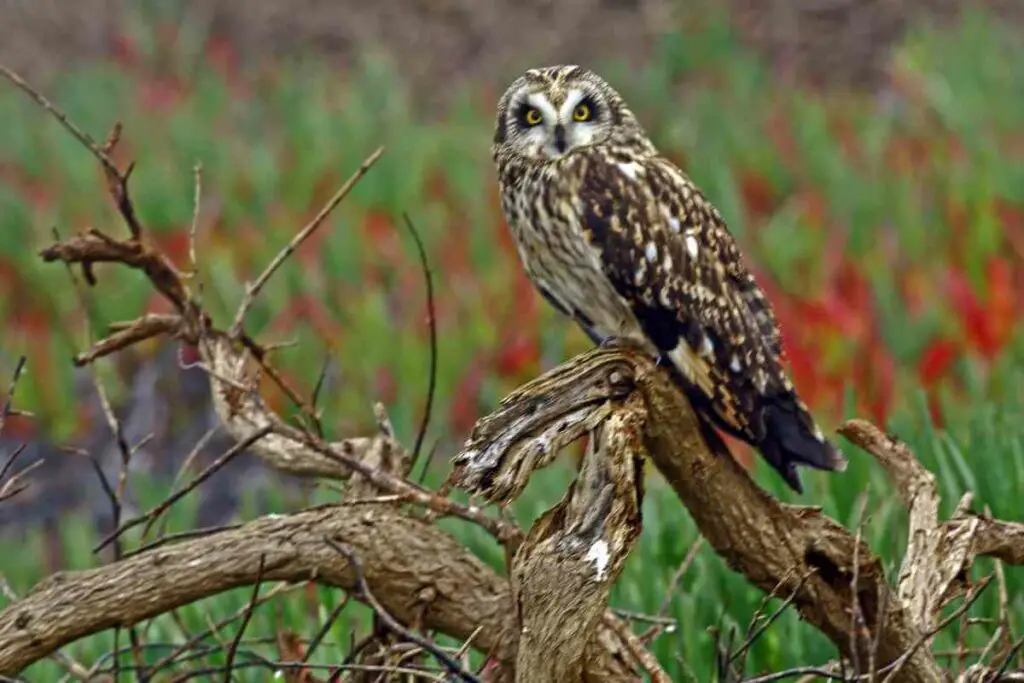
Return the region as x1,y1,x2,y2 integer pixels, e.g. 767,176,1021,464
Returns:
568,150,844,491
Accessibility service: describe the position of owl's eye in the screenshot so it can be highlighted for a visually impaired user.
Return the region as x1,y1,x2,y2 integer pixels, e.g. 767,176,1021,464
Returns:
573,103,593,122
522,108,543,126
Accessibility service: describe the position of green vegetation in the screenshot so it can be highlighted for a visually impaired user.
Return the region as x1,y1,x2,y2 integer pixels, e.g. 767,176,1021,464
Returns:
0,7,1021,680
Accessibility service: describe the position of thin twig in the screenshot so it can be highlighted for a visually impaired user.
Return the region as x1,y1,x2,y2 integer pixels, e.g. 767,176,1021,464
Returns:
415,438,442,486
401,213,437,467
56,226,147,674
222,555,266,682
324,538,480,683
273,419,519,546
145,582,303,675
93,425,272,553
230,146,385,338
731,569,814,673
0,449,40,504
189,161,202,275
308,350,333,438
0,356,26,429
603,613,673,683
0,66,122,182
868,582,890,683
881,574,994,683
236,335,322,432
990,636,1024,682
850,495,870,677
657,537,705,618
301,592,351,664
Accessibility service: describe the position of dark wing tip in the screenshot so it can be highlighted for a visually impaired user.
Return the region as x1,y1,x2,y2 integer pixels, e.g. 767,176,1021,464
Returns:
758,395,847,493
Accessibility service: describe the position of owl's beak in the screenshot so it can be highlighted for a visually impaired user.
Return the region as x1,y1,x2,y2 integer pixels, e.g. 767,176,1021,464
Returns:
553,124,567,154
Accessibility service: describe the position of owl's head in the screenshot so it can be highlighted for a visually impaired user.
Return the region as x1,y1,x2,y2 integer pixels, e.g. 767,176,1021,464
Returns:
492,65,646,164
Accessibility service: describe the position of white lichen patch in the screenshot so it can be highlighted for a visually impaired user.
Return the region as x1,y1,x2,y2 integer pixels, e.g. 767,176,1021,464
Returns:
585,539,611,582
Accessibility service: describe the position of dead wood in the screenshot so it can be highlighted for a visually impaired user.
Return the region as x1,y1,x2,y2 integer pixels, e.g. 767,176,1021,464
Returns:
453,344,1024,683
512,395,646,683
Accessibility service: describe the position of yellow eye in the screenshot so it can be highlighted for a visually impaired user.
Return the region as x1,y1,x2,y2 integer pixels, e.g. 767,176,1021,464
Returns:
573,103,592,121
524,108,543,126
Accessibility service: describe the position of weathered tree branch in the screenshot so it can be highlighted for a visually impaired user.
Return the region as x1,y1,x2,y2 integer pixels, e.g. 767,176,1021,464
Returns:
452,345,1024,683
512,395,646,683
0,503,506,675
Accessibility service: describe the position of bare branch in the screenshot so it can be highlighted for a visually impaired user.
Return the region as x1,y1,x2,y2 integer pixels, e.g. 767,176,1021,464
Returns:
229,146,385,338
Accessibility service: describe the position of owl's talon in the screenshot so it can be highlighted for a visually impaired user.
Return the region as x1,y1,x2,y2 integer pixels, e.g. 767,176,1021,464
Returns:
598,335,633,350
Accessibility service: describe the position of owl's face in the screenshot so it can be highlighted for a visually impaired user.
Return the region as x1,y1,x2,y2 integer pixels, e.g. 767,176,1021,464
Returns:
493,65,641,163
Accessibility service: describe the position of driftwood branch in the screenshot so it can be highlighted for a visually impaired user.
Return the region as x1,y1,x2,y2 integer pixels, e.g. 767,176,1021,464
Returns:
452,345,1024,683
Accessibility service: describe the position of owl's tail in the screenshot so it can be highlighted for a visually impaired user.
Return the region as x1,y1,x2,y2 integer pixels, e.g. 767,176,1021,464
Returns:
756,393,847,493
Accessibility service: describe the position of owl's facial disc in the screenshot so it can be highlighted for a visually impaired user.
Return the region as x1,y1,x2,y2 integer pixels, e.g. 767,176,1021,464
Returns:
514,87,602,160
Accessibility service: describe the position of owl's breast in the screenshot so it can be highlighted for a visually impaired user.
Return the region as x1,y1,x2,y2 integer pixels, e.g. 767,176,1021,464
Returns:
498,167,642,342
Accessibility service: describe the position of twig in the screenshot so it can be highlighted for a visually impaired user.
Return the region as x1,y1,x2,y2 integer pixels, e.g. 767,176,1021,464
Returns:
238,334,321,429
272,418,520,546
989,636,1024,682
230,146,385,338
150,425,220,542
401,213,437,467
602,613,672,683
0,445,28,491
324,539,480,683
309,350,334,437
742,665,845,683
868,582,891,683
0,66,122,183
0,356,26,429
0,448,40,504
145,582,303,676
881,575,994,683
59,230,148,675
613,609,678,627
731,569,814,673
657,537,704,618
222,555,265,682
301,592,351,664
93,425,272,553
189,161,202,275
850,495,870,677
415,438,441,486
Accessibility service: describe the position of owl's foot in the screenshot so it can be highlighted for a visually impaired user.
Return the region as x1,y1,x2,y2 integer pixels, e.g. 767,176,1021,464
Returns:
597,335,635,350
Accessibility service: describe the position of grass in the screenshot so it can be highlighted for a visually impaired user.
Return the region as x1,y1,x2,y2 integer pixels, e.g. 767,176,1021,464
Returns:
0,5,1022,680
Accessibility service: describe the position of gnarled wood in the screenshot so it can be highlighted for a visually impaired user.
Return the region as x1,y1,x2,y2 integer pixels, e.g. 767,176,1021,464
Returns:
513,395,646,683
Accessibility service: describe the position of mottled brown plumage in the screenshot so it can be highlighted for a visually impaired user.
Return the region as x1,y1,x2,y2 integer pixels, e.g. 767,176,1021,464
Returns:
492,65,846,492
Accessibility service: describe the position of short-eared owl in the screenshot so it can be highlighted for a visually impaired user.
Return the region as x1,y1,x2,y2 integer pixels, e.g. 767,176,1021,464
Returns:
492,65,846,492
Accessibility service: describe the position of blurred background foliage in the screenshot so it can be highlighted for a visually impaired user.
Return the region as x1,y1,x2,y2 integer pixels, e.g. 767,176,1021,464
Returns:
0,1,1022,679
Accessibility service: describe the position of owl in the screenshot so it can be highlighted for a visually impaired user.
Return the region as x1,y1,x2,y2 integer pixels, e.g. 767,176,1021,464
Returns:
491,65,847,493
